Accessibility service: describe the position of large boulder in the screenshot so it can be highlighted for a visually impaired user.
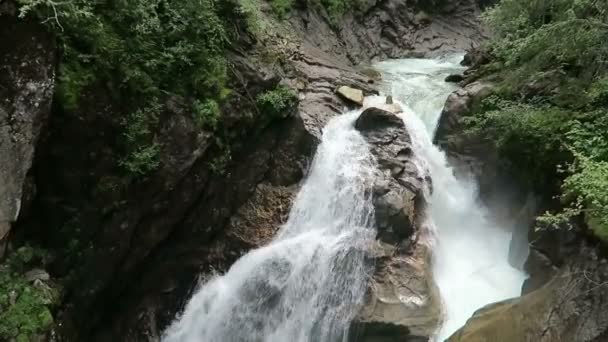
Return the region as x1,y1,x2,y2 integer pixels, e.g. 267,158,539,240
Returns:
353,107,440,340
0,12,56,254
447,243,608,342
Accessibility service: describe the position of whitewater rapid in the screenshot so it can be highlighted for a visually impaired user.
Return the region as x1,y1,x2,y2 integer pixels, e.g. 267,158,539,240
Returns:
162,110,378,342
374,56,528,340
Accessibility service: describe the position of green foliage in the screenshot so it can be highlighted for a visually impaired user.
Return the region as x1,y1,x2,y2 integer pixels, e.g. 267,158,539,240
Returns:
468,0,608,241
483,0,608,95
270,0,294,18
120,103,161,175
0,248,59,340
236,0,268,34
463,97,571,187
537,156,608,237
256,85,298,118
18,0,239,175
317,0,365,21
193,99,221,129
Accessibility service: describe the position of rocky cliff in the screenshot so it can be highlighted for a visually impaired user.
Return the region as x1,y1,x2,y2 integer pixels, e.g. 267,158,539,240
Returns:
0,0,489,340
435,49,608,342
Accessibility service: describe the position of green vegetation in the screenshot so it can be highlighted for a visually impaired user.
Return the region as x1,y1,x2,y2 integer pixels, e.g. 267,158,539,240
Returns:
465,0,608,239
256,85,298,118
17,0,238,175
0,246,59,340
120,102,162,175
193,99,221,130
270,0,294,18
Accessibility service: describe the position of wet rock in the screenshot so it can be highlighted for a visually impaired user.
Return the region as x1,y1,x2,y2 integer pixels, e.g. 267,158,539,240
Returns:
355,106,440,340
447,243,608,342
433,81,497,197
435,81,494,145
355,107,403,131
445,74,464,83
385,103,404,114
337,85,365,106
522,249,558,294
460,47,491,67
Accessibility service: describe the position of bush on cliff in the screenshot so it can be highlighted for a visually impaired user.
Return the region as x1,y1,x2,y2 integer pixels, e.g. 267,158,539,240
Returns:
0,246,59,341
466,0,608,240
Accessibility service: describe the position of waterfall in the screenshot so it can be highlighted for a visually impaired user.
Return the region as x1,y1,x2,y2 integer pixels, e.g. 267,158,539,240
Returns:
163,55,528,342
374,56,528,341
162,111,378,342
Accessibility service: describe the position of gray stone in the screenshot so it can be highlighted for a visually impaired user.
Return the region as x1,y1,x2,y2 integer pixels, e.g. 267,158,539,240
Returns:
25,268,51,283
336,85,364,106
354,104,439,340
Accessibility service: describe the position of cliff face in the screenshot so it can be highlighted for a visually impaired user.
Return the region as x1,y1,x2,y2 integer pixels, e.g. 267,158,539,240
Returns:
289,0,491,65
0,8,56,257
0,1,488,340
435,50,608,342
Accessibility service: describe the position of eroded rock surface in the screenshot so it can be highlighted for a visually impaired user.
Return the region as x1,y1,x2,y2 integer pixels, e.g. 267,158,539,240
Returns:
0,13,56,254
289,0,489,64
353,107,440,340
448,243,608,342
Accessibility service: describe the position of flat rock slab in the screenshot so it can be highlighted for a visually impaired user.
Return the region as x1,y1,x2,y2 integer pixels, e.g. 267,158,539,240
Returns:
337,85,364,106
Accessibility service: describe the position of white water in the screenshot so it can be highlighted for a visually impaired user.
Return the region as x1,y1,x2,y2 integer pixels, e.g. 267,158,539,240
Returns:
162,111,378,342
374,56,528,341
163,55,527,342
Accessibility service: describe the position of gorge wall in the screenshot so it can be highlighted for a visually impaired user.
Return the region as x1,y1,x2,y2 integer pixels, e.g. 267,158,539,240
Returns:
1,0,491,340
434,49,608,342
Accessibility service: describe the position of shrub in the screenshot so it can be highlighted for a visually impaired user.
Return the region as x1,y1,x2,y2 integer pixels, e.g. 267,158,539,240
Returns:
270,0,294,18
0,247,59,340
256,85,298,118
120,103,161,175
193,99,221,129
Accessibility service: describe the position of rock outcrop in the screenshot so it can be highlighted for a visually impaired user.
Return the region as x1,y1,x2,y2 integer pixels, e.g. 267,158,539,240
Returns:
353,106,440,341
447,243,608,342
289,0,489,65
0,11,56,256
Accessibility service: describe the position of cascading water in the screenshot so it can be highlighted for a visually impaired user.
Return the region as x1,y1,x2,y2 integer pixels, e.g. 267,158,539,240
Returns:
374,56,528,341
162,111,378,342
163,55,528,342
